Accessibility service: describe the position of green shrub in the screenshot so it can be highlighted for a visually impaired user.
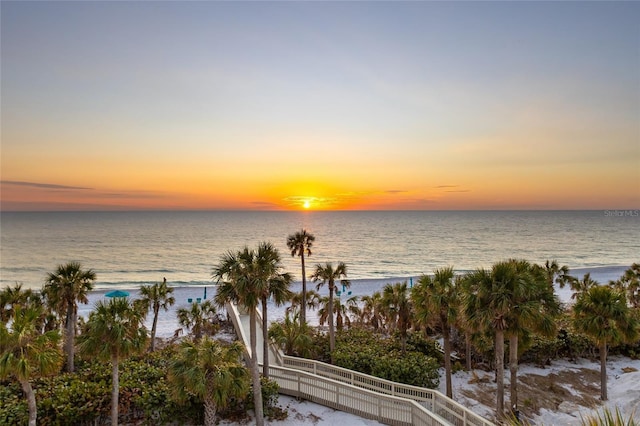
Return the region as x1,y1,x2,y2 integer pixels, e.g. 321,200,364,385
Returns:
371,351,440,388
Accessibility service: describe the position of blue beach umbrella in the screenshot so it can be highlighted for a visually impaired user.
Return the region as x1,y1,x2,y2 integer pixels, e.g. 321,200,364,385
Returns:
105,290,130,298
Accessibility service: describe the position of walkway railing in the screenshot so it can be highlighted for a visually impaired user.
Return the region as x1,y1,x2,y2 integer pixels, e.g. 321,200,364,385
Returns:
280,356,493,426
268,364,450,426
226,301,495,426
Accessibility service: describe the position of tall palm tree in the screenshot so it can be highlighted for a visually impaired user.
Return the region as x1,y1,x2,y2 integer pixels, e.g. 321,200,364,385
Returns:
287,229,315,326
254,242,293,377
462,264,510,417
573,284,639,401
139,278,175,351
43,261,96,372
169,338,249,426
381,281,412,353
311,262,348,363
213,246,265,426
506,260,561,412
411,267,458,398
0,305,62,426
78,297,148,426
177,300,219,341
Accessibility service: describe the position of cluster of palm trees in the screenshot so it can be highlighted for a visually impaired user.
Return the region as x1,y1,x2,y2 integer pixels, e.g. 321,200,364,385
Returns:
0,263,235,426
267,255,640,420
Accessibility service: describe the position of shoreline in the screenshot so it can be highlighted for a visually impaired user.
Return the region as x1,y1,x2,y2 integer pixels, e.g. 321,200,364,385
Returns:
86,264,630,292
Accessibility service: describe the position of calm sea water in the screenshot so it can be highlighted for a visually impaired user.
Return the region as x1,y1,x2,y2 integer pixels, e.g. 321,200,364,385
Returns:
1,210,638,291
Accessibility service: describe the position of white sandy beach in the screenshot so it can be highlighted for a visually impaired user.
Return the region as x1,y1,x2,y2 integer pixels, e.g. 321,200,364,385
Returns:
78,269,639,426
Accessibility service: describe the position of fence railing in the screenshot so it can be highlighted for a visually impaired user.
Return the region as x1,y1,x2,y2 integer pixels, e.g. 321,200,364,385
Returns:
267,364,451,426
280,356,495,426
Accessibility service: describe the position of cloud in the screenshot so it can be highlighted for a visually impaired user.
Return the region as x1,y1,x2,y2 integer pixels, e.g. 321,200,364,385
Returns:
435,185,459,189
251,201,279,208
445,190,470,193
385,190,407,194
1,180,92,190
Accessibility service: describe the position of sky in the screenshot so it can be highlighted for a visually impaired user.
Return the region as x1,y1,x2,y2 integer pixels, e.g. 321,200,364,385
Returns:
1,1,639,211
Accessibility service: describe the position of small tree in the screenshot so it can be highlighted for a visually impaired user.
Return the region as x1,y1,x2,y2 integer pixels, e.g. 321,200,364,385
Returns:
169,338,249,426
381,282,412,354
139,278,175,351
177,300,219,341
78,298,148,426
411,267,458,398
573,284,639,400
287,229,315,326
311,262,349,364
43,261,96,372
0,305,63,426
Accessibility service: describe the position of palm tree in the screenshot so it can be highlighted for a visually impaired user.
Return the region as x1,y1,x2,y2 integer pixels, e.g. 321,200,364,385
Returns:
411,267,458,398
0,283,44,325
311,262,348,363
613,263,640,308
177,300,219,341
536,260,575,288
381,282,412,354
78,297,148,426
573,284,639,400
318,295,353,331
287,289,320,317
360,291,385,332
43,261,96,372
213,246,265,426
568,273,598,300
139,278,175,351
462,264,510,417
287,229,315,326
0,305,62,426
254,242,293,377
506,260,561,412
268,309,314,358
169,337,249,426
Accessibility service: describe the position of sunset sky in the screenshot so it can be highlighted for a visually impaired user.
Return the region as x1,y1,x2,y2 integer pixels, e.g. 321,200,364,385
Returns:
1,1,638,211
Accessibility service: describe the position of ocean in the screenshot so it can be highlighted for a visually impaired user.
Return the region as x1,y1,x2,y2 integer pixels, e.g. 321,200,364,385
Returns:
2,210,637,335
1,210,638,292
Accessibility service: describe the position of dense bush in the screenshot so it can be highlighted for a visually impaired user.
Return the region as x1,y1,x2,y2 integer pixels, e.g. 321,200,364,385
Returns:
329,327,441,389
371,351,440,388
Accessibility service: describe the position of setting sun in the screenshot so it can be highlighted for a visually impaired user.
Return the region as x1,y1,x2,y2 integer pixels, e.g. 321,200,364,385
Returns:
303,200,311,209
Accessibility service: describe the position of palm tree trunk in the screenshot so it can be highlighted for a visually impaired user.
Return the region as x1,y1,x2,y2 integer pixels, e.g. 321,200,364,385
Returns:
249,310,264,426
509,334,519,413
328,286,335,364
600,343,608,401
66,304,76,373
261,297,269,378
150,306,159,352
300,254,307,326
111,355,119,426
20,379,37,426
443,325,453,398
495,329,505,418
465,332,472,371
204,396,217,426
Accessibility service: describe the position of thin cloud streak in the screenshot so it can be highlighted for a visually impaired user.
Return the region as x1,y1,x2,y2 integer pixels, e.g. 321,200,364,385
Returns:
1,180,92,190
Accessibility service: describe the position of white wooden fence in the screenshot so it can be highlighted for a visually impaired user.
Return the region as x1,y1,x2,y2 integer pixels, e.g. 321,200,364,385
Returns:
280,356,494,426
